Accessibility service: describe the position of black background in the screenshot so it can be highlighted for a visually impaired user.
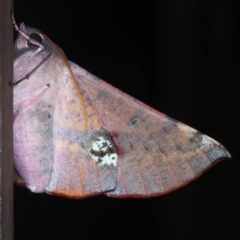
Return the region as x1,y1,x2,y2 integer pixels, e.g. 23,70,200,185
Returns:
14,1,238,239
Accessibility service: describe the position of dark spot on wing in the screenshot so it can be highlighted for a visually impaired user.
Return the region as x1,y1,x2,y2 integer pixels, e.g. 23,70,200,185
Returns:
89,144,115,158
128,115,140,127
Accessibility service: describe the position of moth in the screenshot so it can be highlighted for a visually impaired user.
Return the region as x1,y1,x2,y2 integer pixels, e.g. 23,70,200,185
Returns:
13,15,231,199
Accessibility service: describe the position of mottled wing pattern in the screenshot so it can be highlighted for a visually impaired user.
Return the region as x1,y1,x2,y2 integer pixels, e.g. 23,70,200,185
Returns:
13,24,230,198
72,63,230,197
13,50,57,193
13,27,118,198
45,65,117,198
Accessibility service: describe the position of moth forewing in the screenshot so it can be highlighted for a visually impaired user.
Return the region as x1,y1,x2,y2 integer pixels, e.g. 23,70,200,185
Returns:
13,21,231,198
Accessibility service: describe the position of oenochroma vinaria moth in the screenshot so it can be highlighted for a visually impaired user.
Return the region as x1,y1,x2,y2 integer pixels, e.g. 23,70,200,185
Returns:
13,15,231,198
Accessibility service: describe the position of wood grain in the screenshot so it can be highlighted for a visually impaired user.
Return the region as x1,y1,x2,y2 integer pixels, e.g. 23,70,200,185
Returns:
0,1,13,239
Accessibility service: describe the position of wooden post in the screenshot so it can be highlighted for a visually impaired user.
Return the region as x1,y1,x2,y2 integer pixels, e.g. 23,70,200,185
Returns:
0,0,14,239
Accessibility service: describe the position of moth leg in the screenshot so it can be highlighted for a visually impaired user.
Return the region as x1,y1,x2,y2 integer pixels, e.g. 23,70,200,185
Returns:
13,53,51,86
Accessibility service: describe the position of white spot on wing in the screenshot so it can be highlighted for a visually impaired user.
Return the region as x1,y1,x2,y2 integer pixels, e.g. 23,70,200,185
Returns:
28,185,36,192
200,135,218,151
89,136,118,166
178,123,219,151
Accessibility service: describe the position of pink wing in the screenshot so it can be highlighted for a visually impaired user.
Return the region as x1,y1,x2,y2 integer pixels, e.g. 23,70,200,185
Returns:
14,59,230,198
69,62,230,198
13,24,230,198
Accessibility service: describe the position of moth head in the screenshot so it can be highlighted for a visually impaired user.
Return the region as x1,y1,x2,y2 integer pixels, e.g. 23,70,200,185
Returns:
14,23,44,53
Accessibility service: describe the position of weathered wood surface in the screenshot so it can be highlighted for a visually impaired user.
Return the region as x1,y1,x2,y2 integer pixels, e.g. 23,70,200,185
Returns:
0,0,14,239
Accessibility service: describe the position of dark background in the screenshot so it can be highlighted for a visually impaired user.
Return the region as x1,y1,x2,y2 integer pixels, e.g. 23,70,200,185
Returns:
14,1,238,239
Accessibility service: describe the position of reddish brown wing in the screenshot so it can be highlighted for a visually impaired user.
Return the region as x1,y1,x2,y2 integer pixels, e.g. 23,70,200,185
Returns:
14,59,231,198
71,62,231,198
44,64,118,198
13,23,230,198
